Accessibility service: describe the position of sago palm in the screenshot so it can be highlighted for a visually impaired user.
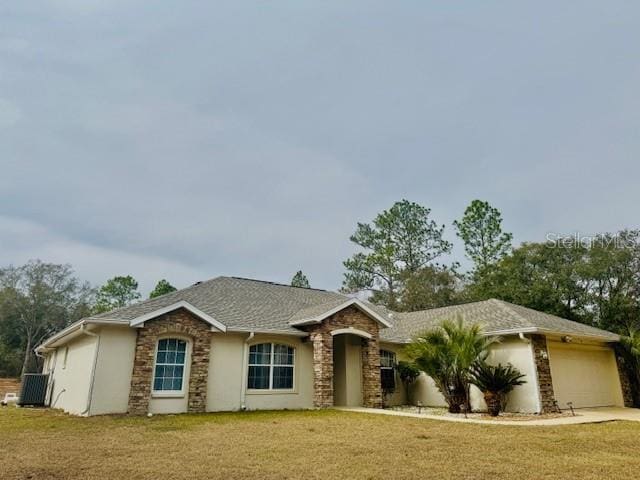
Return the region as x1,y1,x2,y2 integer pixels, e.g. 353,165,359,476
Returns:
469,361,526,416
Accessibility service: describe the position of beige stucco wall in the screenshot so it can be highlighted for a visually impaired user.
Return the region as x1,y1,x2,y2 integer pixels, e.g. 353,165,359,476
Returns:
207,333,314,411
379,342,407,406
44,333,97,415
333,334,363,406
384,336,539,413
90,326,137,415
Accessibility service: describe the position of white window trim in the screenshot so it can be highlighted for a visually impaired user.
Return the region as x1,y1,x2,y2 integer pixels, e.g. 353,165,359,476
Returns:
246,342,296,394
380,349,396,369
151,337,190,398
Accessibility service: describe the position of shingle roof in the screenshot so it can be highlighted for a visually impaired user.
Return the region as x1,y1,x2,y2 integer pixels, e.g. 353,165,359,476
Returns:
379,299,619,343
84,276,618,343
90,276,352,334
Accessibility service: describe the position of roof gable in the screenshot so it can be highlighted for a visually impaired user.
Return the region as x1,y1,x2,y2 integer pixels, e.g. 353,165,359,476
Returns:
129,300,227,332
288,298,393,328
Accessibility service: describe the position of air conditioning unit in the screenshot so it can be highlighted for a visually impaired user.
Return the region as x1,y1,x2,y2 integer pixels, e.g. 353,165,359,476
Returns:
18,374,49,407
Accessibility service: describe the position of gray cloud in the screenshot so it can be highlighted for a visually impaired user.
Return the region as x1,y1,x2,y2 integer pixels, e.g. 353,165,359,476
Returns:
1,1,639,294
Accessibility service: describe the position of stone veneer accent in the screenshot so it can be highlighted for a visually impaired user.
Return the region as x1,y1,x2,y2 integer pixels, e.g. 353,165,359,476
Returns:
615,355,635,408
304,306,382,409
128,309,213,415
530,334,556,413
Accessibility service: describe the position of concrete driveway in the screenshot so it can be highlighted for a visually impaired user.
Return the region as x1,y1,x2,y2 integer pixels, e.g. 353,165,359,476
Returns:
578,407,640,423
336,406,640,426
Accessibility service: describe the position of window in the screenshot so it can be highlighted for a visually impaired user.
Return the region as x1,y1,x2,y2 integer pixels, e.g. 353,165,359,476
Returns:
380,350,396,391
153,338,187,392
248,343,295,390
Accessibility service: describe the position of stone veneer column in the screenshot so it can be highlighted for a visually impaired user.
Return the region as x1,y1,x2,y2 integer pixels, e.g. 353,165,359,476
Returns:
361,337,382,408
128,309,213,415
530,334,556,413
305,306,382,409
310,331,334,408
615,355,635,408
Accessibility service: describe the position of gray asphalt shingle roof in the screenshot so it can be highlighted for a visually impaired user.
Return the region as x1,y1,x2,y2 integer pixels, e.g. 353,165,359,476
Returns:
379,298,619,343
91,276,350,334
88,276,618,343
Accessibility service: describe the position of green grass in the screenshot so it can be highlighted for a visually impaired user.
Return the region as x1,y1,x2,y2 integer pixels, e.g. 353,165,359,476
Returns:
1,407,639,479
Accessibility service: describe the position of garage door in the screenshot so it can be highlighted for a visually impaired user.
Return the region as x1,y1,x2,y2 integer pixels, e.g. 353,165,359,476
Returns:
548,342,623,409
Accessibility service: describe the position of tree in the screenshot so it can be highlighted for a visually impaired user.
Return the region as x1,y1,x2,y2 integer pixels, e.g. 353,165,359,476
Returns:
0,260,93,377
398,265,463,312
405,318,496,413
466,231,640,334
93,275,140,313
149,279,177,299
290,271,310,288
454,200,513,274
342,200,452,309
585,231,640,331
466,242,592,323
619,326,640,407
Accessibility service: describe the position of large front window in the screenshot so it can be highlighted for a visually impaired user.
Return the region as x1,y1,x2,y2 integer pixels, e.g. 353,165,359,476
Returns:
153,338,187,392
248,343,295,390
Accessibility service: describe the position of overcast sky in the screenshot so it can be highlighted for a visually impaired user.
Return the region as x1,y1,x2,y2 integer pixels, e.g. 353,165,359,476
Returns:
1,1,639,295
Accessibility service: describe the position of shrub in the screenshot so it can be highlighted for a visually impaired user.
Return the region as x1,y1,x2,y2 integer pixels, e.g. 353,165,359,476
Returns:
469,361,526,416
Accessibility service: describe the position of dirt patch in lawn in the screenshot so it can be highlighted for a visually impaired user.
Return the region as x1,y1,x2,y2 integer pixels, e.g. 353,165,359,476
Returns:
1,407,639,480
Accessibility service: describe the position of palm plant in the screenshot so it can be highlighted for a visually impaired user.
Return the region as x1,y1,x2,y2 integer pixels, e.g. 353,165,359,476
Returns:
405,317,497,413
619,326,640,406
469,361,526,416
396,361,421,405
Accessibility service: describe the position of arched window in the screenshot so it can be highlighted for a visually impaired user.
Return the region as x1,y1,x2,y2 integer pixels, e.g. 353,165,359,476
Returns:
248,343,295,390
153,338,187,392
380,350,396,391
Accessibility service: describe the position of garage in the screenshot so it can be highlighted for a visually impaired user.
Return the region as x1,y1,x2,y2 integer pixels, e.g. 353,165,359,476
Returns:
548,342,624,409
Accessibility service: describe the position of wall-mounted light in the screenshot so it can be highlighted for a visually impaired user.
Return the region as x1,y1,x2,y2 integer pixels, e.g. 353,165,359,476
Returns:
561,335,573,343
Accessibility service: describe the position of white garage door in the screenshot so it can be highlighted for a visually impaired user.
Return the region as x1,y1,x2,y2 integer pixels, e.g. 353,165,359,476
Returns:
548,342,623,409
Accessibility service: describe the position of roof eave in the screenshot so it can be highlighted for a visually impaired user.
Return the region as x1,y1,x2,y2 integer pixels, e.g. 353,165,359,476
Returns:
226,327,309,337
486,326,620,342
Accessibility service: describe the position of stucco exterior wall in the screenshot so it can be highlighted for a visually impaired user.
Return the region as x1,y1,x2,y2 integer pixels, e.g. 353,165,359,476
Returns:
393,336,540,413
379,342,407,407
90,326,137,415
207,333,314,411
44,333,97,415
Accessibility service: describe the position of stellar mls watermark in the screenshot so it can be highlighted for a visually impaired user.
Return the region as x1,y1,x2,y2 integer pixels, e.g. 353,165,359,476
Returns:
545,232,636,249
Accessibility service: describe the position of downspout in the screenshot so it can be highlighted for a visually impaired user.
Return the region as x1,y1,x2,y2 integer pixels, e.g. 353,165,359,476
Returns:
80,324,101,416
518,332,530,344
239,332,255,411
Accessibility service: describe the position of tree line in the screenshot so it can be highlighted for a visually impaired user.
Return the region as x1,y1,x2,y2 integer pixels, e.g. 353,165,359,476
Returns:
1,198,639,385
0,266,177,377
341,199,640,337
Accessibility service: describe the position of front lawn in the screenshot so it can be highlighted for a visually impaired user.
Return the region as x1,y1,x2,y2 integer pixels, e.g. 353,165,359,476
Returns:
1,407,638,479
